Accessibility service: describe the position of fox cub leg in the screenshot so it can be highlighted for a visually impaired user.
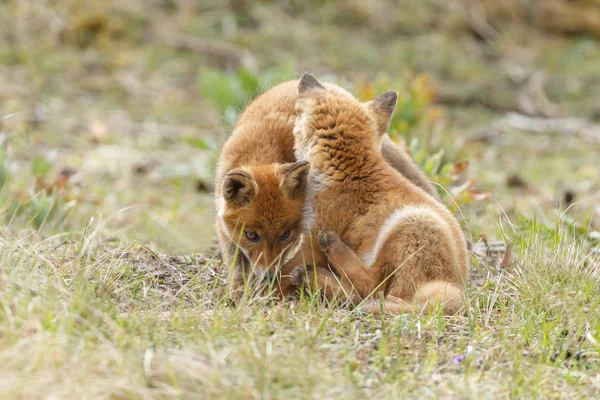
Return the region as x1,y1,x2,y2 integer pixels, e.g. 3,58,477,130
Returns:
317,230,383,300
317,209,467,315
291,264,362,303
374,209,466,314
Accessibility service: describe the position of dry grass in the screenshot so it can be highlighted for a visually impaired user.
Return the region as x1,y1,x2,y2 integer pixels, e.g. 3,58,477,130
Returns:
0,219,599,398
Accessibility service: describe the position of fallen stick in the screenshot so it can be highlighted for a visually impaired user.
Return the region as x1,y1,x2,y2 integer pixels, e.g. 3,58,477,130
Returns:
504,112,600,143
152,31,258,72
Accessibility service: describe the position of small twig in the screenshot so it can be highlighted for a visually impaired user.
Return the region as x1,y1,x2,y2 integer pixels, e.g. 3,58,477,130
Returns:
503,112,600,144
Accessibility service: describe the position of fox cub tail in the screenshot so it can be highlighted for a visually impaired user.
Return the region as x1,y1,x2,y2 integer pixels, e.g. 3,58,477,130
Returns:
358,280,464,315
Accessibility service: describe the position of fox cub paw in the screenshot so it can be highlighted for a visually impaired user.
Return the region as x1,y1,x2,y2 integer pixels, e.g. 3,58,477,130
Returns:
290,266,309,288
317,230,341,253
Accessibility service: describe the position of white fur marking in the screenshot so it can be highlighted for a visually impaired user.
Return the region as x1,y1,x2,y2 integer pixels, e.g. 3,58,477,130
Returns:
360,205,436,266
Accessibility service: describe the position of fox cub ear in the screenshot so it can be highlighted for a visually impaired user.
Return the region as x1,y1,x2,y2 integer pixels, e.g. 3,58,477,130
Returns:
222,170,258,206
298,73,325,95
367,90,398,134
279,161,310,200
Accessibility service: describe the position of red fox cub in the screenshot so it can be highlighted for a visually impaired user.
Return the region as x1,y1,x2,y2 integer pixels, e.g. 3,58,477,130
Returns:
293,74,469,314
215,78,439,297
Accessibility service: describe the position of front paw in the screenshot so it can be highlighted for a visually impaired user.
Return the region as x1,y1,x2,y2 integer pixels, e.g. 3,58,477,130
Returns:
273,267,304,299
290,265,308,288
318,230,340,253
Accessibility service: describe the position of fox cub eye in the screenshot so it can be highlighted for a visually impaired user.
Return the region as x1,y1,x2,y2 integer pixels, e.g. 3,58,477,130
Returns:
245,231,259,242
280,230,291,241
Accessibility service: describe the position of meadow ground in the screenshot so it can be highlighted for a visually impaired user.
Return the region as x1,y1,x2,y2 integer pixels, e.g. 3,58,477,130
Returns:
0,1,599,398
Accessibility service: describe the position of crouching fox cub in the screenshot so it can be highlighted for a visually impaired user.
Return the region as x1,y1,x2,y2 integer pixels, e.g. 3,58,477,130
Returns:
293,74,469,314
215,78,439,298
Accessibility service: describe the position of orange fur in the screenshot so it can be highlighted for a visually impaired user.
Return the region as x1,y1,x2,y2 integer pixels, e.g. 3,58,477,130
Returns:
215,78,440,299
293,74,469,314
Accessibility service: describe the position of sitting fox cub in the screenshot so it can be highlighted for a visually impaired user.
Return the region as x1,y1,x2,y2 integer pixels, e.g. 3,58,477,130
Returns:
215,79,439,297
293,74,469,314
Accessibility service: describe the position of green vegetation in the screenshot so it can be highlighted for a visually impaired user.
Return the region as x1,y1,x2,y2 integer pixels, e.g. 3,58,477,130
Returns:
0,0,599,398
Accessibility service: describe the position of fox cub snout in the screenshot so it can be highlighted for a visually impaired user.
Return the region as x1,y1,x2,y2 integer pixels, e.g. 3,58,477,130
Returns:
218,162,309,278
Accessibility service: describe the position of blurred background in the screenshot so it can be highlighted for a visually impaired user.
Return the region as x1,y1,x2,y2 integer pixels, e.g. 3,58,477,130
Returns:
1,0,599,253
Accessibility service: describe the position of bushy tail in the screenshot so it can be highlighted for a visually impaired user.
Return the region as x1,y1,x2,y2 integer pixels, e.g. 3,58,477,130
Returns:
358,281,464,315
412,280,464,315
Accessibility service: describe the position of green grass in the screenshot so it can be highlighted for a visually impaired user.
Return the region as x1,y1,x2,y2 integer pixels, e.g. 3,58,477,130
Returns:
1,0,600,398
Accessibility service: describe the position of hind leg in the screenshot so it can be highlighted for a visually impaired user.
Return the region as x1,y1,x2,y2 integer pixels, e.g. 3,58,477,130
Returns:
370,210,467,315
318,230,383,299
376,234,466,315
372,250,465,315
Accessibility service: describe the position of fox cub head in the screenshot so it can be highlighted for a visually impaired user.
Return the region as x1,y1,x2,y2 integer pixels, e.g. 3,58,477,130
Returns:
293,73,398,160
219,162,309,278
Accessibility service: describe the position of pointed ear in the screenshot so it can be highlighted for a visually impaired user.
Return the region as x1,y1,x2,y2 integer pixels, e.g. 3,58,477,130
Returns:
279,161,310,200
222,170,257,206
368,90,398,134
298,73,325,95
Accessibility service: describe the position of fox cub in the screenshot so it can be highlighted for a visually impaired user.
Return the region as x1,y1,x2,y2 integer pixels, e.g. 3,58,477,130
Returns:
215,78,440,298
293,74,469,314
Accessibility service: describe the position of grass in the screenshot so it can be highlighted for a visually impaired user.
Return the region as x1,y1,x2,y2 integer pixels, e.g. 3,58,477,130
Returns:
0,220,598,398
0,0,599,398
